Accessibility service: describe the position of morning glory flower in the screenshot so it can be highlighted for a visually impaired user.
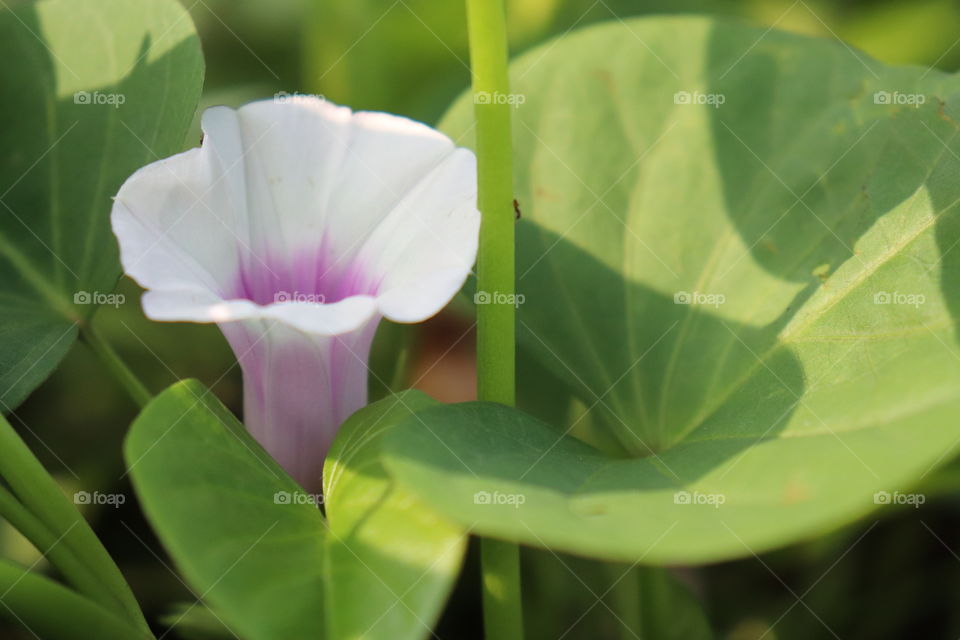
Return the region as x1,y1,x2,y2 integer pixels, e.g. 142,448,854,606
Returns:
112,96,479,491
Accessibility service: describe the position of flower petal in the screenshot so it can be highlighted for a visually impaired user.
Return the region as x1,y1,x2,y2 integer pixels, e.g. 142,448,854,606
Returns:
113,96,478,329
201,98,465,264
111,147,240,300
220,315,381,491
141,290,379,336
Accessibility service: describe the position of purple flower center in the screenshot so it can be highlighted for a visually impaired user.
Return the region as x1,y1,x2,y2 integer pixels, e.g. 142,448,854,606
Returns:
230,241,381,306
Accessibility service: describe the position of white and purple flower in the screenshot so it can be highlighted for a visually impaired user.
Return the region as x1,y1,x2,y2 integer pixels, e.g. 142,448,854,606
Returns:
112,96,479,491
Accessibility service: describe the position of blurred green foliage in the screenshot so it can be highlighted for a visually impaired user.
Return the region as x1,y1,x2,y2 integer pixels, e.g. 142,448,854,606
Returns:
197,0,960,122
181,0,960,124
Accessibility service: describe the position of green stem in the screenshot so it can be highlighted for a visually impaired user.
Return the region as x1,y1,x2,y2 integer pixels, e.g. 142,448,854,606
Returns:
465,1,523,638
0,413,152,633
481,538,524,637
610,564,642,638
0,486,112,610
80,323,151,409
389,336,412,393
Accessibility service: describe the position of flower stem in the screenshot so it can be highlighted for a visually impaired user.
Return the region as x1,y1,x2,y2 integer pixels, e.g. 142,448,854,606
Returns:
80,322,151,409
465,1,523,638
480,537,524,637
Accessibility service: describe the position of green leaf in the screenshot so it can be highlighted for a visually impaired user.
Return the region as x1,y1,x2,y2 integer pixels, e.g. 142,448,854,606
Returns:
385,397,952,563
384,15,960,562
0,559,148,640
0,0,204,410
125,380,326,640
323,391,467,640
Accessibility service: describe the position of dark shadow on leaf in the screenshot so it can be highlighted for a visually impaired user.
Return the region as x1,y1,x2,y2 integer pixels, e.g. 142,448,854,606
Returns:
515,222,806,466
706,21,936,285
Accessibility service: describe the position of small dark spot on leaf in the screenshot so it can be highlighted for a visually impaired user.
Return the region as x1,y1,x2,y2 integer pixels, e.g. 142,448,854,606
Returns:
813,263,831,283
783,479,810,504
592,68,616,97
535,186,560,201
575,502,608,517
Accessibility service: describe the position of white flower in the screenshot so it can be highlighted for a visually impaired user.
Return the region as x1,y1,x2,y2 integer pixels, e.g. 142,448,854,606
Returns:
112,96,479,491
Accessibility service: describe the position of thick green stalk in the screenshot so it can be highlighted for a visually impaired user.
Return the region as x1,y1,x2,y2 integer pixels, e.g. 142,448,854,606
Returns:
480,538,524,638
465,1,523,639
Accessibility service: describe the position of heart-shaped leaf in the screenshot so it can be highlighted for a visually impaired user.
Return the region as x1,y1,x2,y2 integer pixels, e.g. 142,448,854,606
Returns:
0,0,203,410
323,391,467,640
381,16,960,562
125,380,327,640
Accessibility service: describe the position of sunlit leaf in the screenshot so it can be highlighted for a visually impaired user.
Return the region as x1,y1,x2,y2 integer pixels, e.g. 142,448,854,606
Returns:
324,391,467,640
125,380,326,640
0,0,203,409
381,16,960,562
